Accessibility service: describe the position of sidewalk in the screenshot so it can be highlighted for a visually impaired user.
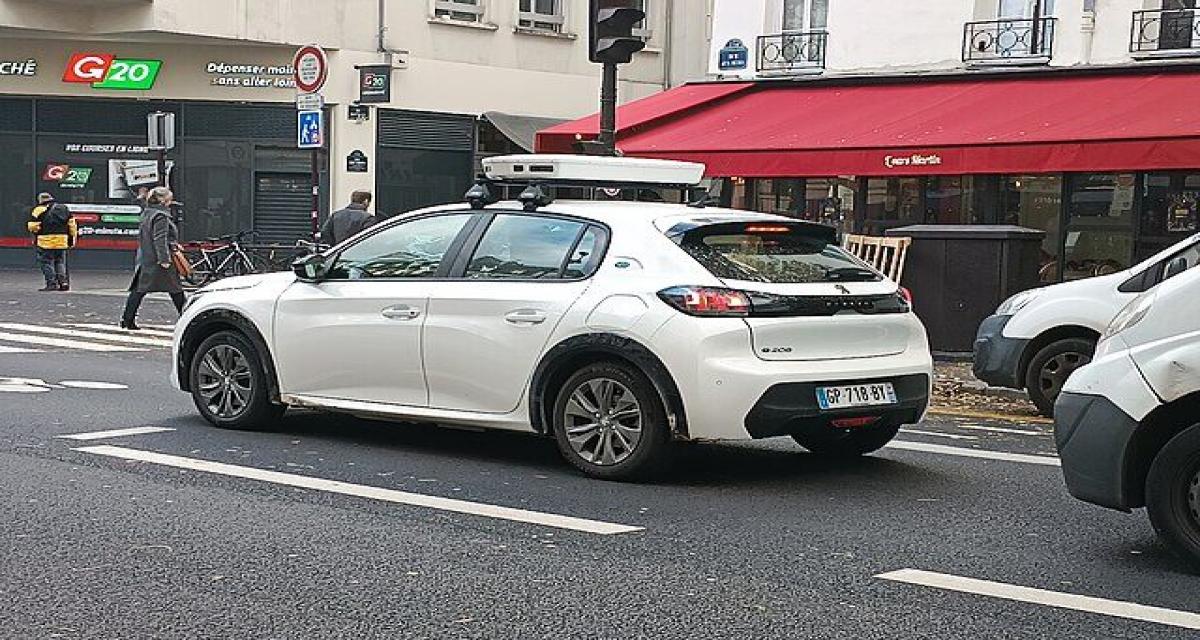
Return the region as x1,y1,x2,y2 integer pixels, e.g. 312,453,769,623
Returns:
931,360,1046,423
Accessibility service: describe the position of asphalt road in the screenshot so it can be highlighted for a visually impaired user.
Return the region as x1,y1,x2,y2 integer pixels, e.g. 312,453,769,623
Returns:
1,269,1196,639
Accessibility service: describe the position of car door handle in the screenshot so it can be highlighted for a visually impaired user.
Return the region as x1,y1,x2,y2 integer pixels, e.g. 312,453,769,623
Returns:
381,305,422,320
504,310,548,325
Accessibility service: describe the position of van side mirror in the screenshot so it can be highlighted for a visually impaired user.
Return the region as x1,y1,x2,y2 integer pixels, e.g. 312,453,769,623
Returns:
292,253,329,282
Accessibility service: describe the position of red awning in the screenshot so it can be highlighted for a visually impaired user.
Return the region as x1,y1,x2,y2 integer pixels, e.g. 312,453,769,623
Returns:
535,82,754,154
538,72,1200,177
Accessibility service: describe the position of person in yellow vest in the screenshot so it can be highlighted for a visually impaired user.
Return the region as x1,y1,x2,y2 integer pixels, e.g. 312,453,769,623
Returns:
27,193,78,291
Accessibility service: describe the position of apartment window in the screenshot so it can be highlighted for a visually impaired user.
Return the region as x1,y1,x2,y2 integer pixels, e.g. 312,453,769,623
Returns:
783,0,828,31
435,0,484,22
998,0,1055,17
518,0,565,32
630,0,652,40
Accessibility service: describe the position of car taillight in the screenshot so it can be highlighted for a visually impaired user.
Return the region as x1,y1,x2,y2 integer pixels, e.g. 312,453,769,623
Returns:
658,286,751,317
898,287,913,307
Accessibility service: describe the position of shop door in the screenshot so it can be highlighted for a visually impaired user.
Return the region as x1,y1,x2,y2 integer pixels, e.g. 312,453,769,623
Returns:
253,173,312,244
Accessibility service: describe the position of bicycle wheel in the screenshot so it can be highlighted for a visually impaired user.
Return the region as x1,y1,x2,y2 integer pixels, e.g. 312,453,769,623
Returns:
181,250,213,289
231,252,272,276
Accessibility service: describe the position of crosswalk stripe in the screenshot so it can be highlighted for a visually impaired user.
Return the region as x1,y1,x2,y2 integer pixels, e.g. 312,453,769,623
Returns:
0,323,172,348
0,345,41,354
70,324,176,339
0,332,141,352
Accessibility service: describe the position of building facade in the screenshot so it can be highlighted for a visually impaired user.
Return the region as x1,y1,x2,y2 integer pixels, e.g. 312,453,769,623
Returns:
541,0,1200,286
0,0,709,266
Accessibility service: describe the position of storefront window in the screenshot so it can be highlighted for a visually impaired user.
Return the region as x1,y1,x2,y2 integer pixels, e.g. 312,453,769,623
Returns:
999,175,1062,282
0,134,35,242
1139,172,1200,261
864,177,921,234
746,178,855,233
1062,173,1135,281
181,140,253,241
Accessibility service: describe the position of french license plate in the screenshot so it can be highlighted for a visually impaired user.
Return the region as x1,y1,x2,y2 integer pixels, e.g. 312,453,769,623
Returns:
816,382,897,410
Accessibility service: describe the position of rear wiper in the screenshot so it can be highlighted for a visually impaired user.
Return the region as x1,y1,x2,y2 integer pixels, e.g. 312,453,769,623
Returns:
824,267,880,282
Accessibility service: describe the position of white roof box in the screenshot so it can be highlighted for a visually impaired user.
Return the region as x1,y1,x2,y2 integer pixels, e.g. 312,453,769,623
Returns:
482,154,705,187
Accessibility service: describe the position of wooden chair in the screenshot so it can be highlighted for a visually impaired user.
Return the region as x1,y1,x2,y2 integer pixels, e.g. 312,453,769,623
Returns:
842,233,912,283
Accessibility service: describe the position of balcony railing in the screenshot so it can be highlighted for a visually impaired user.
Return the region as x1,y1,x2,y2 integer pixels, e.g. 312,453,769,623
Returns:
756,31,827,75
1131,9,1200,55
963,18,1055,64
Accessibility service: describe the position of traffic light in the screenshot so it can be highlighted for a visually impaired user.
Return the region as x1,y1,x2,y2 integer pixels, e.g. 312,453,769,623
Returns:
589,0,646,65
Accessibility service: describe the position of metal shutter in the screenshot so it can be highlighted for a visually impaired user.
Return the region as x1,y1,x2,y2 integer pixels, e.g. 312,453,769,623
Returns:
378,110,475,150
253,173,313,244
184,104,294,140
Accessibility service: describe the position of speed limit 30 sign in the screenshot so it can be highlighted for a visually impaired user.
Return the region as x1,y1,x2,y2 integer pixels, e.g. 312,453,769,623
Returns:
292,45,328,94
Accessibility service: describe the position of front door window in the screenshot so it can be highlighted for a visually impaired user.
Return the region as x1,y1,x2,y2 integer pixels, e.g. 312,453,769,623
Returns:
327,213,473,280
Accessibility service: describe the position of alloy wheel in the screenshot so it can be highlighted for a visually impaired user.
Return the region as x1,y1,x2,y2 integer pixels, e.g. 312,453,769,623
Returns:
196,344,253,420
1190,468,1200,528
562,378,643,466
1039,351,1091,396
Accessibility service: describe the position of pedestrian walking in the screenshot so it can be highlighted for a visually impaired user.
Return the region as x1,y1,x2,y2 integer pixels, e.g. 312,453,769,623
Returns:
319,190,377,246
120,187,186,330
26,192,78,291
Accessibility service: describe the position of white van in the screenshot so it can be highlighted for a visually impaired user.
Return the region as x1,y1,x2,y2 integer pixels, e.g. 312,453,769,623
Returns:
1054,264,1200,569
974,234,1200,416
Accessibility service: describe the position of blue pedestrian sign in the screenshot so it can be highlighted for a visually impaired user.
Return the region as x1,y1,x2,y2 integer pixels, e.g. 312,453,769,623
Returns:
718,39,749,71
298,110,324,149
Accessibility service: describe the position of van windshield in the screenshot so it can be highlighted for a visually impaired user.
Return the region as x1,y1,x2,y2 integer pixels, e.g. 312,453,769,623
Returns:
675,223,880,284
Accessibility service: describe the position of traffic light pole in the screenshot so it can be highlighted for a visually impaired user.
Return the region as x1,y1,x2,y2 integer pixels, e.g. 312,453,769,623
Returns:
599,62,618,156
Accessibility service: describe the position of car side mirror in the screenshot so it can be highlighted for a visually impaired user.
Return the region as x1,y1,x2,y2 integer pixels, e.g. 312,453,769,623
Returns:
292,253,329,282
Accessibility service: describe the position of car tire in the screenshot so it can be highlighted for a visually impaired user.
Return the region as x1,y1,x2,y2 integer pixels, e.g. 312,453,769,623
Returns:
189,330,286,430
1145,423,1200,572
791,422,901,457
551,361,672,481
1025,337,1095,418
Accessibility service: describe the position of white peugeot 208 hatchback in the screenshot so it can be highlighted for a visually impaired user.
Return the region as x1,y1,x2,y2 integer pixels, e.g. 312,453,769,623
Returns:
173,155,933,480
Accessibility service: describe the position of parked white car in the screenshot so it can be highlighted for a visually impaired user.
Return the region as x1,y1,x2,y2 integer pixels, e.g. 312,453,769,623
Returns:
172,155,932,480
974,233,1200,416
1055,263,1200,570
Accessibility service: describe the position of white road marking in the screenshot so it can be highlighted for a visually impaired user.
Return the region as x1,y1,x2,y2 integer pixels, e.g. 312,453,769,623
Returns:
886,440,1060,466
955,423,1048,437
0,332,141,352
0,345,40,354
71,324,176,339
58,426,174,441
74,445,644,535
877,568,1200,631
58,381,130,390
0,323,171,347
899,429,978,441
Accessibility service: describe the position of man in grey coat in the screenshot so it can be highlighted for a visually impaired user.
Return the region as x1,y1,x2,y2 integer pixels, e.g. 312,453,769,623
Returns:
320,191,377,246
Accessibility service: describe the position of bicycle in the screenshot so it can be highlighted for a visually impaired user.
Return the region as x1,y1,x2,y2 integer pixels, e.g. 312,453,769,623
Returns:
179,231,270,289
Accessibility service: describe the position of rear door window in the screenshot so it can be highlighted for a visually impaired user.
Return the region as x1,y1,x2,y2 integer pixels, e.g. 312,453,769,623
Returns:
674,222,879,283
464,214,589,280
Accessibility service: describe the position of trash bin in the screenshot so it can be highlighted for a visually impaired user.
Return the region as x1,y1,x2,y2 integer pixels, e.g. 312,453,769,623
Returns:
885,225,1045,353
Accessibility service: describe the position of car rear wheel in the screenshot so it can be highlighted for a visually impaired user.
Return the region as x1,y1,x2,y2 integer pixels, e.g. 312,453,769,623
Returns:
551,361,671,481
189,330,285,430
1025,337,1095,417
1145,423,1200,572
792,422,901,458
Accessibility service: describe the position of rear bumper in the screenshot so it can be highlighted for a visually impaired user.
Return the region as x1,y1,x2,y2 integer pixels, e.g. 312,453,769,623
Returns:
744,374,930,439
972,314,1028,390
1054,391,1140,512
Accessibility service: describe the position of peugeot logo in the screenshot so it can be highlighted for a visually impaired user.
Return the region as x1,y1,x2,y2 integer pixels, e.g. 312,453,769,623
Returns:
835,284,851,295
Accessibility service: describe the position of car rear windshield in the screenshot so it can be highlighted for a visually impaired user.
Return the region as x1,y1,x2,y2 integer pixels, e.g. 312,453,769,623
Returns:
673,222,881,284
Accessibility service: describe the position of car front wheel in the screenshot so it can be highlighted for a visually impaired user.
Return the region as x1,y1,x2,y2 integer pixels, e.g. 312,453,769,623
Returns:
1025,337,1095,417
551,361,672,481
1145,423,1200,572
189,330,285,430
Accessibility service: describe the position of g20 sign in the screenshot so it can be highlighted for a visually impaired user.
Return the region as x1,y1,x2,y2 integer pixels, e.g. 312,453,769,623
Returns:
62,53,162,90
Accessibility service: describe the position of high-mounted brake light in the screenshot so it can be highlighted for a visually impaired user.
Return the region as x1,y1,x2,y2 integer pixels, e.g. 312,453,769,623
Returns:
658,286,750,317
744,225,792,233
